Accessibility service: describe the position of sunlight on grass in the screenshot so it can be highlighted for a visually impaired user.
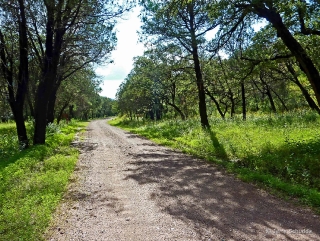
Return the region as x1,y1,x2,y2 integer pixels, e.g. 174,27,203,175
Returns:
109,110,320,211
0,120,88,241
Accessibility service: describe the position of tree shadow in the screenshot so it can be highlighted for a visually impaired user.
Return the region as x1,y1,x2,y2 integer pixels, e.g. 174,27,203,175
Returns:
206,128,229,160
241,138,320,191
125,133,149,140
123,141,320,240
0,144,48,170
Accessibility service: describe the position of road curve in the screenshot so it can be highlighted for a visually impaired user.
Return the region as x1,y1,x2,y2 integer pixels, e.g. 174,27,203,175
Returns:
46,119,320,241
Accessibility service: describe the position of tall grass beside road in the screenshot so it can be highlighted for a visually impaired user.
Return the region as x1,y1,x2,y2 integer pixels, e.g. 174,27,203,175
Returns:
0,121,88,241
109,111,320,212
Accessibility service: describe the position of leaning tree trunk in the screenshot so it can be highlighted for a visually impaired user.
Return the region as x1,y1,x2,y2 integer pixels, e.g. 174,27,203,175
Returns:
167,102,186,120
254,6,320,106
286,62,320,113
265,87,276,112
294,80,320,113
259,72,276,112
270,88,289,111
205,89,225,119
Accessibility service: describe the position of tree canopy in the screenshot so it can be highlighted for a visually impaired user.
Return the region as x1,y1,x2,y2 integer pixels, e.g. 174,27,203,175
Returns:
0,0,131,146
116,0,320,124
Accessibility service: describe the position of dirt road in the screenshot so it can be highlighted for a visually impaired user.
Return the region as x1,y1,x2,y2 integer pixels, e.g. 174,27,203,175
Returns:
46,119,320,241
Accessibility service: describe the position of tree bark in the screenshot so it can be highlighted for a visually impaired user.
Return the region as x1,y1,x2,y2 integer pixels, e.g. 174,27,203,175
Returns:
46,90,57,124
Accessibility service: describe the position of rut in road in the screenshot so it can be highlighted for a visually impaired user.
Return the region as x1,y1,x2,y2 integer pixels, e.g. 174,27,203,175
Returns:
46,119,320,241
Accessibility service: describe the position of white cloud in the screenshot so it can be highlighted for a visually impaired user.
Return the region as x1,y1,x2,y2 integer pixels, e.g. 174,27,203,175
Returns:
99,80,124,99
97,7,145,98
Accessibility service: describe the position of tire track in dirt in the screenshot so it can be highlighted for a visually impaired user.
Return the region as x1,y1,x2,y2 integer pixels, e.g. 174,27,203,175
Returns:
46,119,320,241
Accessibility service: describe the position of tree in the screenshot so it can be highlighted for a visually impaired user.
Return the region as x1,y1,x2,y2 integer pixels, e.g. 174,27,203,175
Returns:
54,67,100,123
235,24,319,113
214,0,320,107
117,67,154,119
31,0,129,144
0,0,29,147
140,0,219,127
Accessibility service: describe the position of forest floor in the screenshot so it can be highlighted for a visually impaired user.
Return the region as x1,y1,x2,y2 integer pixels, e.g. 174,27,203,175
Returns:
45,119,320,241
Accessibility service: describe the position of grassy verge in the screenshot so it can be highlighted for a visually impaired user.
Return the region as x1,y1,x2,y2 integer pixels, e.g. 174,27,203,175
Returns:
109,111,320,212
0,120,88,241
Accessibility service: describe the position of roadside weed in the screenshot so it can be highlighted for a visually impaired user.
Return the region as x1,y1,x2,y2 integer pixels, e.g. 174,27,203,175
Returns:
0,121,88,241
110,111,320,211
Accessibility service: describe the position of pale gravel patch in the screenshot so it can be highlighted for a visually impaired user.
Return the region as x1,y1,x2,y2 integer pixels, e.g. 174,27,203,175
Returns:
45,119,320,241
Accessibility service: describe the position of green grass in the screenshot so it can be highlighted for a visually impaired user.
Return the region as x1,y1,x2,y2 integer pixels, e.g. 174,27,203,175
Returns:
0,122,20,160
0,120,88,241
109,110,320,212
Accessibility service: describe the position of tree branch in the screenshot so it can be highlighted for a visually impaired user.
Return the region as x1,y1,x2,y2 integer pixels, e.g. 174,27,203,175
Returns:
240,54,293,64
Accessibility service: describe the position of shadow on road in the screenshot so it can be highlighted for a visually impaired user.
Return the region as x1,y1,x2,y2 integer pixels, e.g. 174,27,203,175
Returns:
124,142,320,240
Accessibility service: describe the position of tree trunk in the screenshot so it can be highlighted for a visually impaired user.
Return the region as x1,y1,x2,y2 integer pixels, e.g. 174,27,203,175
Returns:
46,80,63,124
33,4,65,144
27,92,35,119
167,102,186,120
230,96,236,117
259,72,276,112
205,89,225,119
10,103,28,147
194,59,210,128
189,4,210,128
266,88,276,112
46,90,57,124
0,0,29,148
57,101,69,124
16,0,29,147
254,6,320,106
286,62,320,113
69,104,74,121
270,88,289,111
241,82,246,120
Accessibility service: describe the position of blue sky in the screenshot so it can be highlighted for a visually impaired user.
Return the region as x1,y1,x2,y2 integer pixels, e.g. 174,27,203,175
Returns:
96,7,145,99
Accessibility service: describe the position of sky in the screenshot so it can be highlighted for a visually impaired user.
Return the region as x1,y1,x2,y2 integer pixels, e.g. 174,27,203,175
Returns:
96,7,145,99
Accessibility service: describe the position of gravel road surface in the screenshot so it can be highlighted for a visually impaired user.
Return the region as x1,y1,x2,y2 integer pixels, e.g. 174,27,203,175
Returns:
45,119,320,241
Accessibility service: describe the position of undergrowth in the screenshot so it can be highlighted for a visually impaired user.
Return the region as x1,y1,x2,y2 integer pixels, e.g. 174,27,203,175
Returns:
109,110,320,212
0,120,88,241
